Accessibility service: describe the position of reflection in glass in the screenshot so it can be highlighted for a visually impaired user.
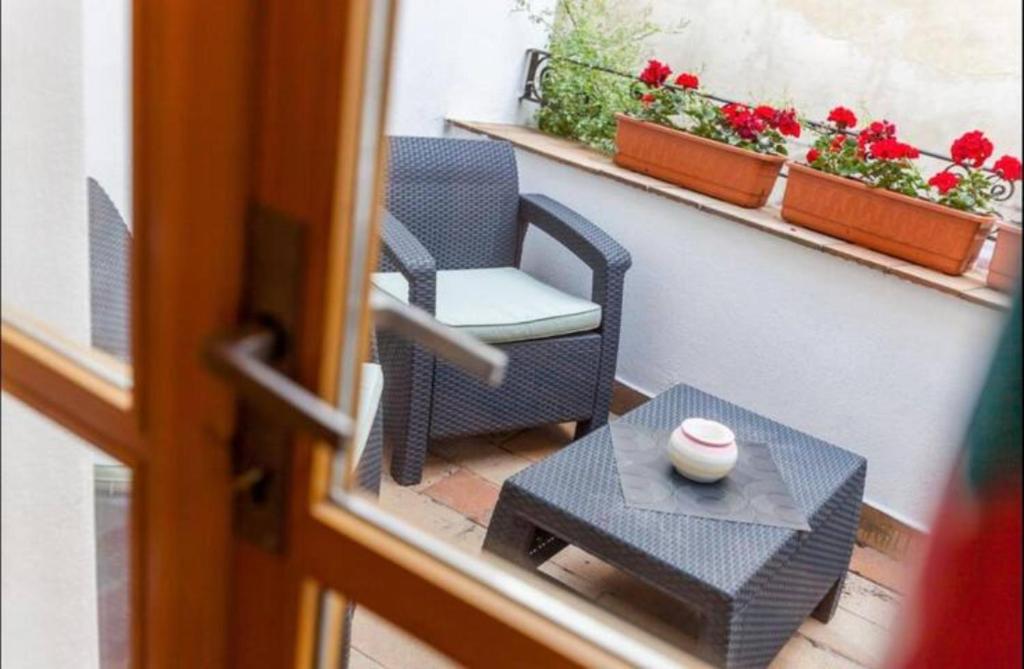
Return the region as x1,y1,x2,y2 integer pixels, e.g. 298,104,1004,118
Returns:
1,391,132,668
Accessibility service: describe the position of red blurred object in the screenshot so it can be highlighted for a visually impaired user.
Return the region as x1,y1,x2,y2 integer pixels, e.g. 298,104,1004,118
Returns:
891,480,1022,668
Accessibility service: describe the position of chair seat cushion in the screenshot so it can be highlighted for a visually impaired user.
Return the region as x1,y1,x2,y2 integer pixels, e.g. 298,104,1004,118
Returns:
372,267,602,344
352,362,383,468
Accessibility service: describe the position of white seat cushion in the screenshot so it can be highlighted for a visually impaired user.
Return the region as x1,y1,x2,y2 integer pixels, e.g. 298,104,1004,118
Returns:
371,267,602,344
351,362,383,469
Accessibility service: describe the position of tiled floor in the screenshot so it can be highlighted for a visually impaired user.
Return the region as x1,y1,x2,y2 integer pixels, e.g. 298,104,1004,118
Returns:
351,422,910,668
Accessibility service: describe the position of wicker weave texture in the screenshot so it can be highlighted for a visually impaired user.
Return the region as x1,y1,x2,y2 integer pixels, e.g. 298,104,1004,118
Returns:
384,136,520,270
378,137,631,485
430,334,601,438
88,177,131,361
483,384,865,669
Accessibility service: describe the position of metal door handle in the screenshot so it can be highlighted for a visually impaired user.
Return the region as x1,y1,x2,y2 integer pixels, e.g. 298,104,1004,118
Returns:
370,289,507,386
206,327,356,444
206,293,508,446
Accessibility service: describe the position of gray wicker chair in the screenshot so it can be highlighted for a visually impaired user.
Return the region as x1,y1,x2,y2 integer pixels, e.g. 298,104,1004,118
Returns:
376,136,632,486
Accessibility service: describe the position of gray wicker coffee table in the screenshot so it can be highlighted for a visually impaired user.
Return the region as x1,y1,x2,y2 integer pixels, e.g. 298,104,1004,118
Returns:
483,384,866,668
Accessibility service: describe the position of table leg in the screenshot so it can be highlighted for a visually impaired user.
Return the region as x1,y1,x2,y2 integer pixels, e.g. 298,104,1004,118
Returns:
811,573,846,623
483,499,565,570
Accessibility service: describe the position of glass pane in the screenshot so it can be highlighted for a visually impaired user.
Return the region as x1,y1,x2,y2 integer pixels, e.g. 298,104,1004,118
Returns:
348,606,460,669
1,390,133,668
324,0,943,665
1,0,133,365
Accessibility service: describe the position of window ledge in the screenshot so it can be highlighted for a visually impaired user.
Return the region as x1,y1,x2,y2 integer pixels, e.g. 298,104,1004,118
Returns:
448,119,1012,313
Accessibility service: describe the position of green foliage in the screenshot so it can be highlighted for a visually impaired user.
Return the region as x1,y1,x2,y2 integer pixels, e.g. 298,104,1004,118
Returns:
935,169,998,214
514,0,683,154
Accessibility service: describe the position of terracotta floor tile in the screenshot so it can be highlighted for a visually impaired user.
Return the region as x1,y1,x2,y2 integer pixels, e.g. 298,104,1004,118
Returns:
536,561,605,601
799,606,890,668
839,573,902,629
382,450,458,492
770,634,865,669
549,545,620,584
423,469,500,526
499,423,574,462
431,437,532,485
410,453,460,492
850,545,911,594
379,475,477,542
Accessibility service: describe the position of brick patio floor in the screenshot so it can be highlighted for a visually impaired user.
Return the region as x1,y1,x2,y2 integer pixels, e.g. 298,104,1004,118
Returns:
351,422,909,668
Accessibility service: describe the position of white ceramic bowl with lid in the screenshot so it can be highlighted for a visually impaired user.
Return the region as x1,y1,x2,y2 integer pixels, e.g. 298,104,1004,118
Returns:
667,417,738,483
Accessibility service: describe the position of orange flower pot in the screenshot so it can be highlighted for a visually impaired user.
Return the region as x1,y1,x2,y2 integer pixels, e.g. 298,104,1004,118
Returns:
613,114,785,208
781,163,995,275
987,222,1021,294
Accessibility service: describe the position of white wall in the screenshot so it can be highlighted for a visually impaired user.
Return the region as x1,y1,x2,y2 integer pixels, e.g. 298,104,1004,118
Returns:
1,395,101,669
0,0,125,665
462,136,1004,527
640,0,1023,207
2,0,91,338
83,0,132,224
386,0,556,136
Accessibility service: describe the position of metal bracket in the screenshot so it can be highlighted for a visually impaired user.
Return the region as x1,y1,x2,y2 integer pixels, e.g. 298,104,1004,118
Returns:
217,207,313,552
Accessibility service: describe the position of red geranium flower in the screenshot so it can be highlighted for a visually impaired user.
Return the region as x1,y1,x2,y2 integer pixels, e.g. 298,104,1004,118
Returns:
869,138,920,161
775,108,801,138
721,103,765,140
806,148,821,163
674,72,699,89
950,130,994,168
858,120,897,146
992,155,1022,182
928,172,961,194
827,106,858,129
755,105,777,121
640,93,655,106
830,134,847,152
639,60,671,88
721,103,744,120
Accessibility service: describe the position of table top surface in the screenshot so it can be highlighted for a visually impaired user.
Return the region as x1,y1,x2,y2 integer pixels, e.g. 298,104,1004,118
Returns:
505,383,866,596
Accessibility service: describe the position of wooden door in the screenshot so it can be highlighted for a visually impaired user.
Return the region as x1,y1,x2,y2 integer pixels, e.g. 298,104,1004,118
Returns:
2,0,695,666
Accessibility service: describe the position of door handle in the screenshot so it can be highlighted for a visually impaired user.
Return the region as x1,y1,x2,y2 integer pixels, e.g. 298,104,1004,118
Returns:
206,293,508,448
206,326,356,444
370,289,507,386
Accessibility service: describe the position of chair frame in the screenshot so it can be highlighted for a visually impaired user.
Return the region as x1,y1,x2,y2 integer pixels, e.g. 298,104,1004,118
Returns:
377,137,631,485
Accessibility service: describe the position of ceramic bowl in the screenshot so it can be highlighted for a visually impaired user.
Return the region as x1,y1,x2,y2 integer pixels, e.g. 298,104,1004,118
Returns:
667,417,738,483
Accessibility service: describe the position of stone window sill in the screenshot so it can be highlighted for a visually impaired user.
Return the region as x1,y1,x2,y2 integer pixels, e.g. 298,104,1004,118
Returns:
448,119,1012,313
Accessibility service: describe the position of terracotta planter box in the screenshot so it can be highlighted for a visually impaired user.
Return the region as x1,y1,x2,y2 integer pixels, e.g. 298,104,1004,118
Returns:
987,222,1021,294
782,163,995,275
613,114,785,208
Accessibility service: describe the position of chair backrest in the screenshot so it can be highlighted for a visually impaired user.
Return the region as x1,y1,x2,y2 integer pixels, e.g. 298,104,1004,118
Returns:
88,177,131,361
385,136,520,270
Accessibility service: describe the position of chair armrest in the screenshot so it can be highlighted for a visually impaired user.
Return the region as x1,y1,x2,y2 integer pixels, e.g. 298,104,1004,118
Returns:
517,194,630,334
379,209,436,313
518,194,632,274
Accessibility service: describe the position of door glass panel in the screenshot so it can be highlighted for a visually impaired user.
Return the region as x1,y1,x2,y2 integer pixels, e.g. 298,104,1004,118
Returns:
1,391,133,668
1,0,133,366
348,606,461,669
